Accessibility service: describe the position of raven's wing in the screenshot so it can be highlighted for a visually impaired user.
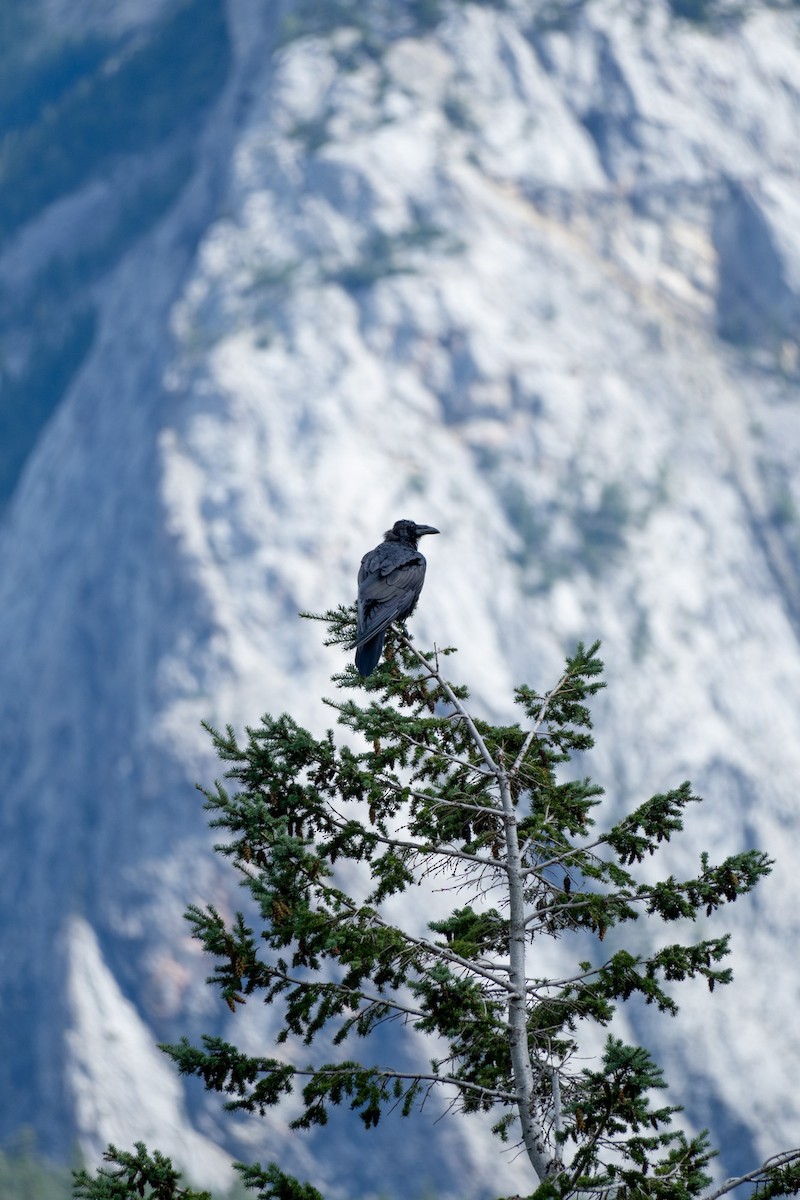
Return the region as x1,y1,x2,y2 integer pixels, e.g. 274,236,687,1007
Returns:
353,549,426,648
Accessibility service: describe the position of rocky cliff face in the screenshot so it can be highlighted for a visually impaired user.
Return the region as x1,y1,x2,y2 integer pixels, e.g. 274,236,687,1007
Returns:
1,0,800,1195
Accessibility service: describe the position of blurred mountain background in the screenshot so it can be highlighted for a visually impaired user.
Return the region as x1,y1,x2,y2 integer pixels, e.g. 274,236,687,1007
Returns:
1,0,800,1196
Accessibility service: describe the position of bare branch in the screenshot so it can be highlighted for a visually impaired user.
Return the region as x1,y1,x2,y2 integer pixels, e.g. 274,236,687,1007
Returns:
257,964,429,1023
399,635,500,776
323,809,509,873
703,1149,800,1200
510,675,571,777
366,907,518,992
289,1063,517,1105
397,730,495,777
377,776,504,818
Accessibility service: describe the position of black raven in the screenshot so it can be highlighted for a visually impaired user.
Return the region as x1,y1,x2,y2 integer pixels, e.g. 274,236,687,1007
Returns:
353,519,440,676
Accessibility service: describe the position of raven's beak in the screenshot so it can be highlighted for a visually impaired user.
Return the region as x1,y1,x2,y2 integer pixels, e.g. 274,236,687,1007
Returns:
415,525,440,537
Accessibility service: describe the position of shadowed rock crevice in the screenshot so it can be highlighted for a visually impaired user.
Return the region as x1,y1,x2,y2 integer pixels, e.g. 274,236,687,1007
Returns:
713,180,798,348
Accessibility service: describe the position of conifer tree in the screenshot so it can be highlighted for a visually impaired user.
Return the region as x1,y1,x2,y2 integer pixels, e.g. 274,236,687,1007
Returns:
74,612,800,1200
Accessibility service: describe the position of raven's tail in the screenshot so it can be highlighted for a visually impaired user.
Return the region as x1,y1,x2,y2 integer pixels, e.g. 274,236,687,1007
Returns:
355,632,384,677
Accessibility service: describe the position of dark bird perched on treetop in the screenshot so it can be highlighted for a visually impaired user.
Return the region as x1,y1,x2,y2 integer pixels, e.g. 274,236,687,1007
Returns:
352,519,440,677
